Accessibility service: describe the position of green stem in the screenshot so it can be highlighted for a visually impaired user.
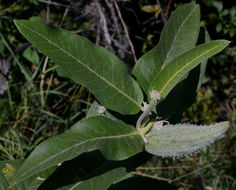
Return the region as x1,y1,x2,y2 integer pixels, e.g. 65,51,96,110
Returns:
140,121,155,136
136,100,155,129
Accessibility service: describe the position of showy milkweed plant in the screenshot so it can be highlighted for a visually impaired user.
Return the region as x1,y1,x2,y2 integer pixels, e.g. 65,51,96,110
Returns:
1,3,230,189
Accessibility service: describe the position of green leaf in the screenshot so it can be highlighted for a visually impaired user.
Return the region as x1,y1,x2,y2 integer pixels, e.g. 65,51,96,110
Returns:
56,65,71,78
141,5,161,13
9,116,143,186
212,1,223,12
14,20,143,115
155,27,211,123
133,3,200,93
60,168,132,190
60,151,149,190
38,151,108,189
39,150,149,189
141,5,161,19
145,121,229,157
0,159,56,190
150,40,230,99
216,22,222,32
23,47,39,65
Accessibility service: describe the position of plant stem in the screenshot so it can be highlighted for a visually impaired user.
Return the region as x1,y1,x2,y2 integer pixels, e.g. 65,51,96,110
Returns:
136,100,155,129
140,121,155,136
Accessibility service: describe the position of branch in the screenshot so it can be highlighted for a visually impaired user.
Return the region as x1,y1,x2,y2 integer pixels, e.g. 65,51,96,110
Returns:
113,0,137,63
166,0,173,19
95,0,112,45
156,0,167,24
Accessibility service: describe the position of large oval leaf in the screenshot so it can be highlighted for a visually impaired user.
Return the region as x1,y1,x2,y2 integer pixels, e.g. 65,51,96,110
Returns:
132,3,200,93
9,116,143,186
14,20,143,115
150,40,230,98
145,121,229,157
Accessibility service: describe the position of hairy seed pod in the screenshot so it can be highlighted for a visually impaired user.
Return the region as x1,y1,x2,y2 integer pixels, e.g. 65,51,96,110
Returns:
145,121,229,158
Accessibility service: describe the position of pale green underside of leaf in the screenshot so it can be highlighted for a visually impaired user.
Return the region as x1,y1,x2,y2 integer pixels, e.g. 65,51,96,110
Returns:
132,3,200,93
150,40,230,98
60,168,132,190
14,20,143,115
9,116,143,186
145,121,229,157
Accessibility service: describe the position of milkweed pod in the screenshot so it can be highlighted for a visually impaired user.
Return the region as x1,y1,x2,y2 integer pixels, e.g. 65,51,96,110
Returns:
145,121,229,158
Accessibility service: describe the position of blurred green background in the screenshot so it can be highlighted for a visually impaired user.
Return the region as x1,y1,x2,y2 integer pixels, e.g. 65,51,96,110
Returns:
0,0,235,189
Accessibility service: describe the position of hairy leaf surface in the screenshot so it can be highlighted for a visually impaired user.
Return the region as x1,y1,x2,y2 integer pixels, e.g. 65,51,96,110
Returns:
133,3,200,93
14,20,143,115
145,121,229,157
10,117,143,186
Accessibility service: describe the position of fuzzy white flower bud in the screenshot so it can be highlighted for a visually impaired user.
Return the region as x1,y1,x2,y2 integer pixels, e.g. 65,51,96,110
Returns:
97,105,106,115
149,90,161,102
153,120,169,130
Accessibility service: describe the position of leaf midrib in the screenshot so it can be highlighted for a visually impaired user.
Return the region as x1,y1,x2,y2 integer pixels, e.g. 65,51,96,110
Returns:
16,22,142,109
11,130,140,185
159,43,222,95
69,182,81,190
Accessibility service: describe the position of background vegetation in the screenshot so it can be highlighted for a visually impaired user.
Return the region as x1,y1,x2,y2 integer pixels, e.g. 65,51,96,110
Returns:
0,0,235,189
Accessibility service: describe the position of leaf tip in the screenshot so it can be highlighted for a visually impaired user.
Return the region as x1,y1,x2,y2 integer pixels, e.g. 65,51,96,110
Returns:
219,40,231,47
13,19,23,29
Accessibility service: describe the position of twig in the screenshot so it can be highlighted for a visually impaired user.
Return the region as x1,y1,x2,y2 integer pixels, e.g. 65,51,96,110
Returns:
197,162,206,189
171,164,211,183
71,16,96,34
52,84,77,109
46,0,51,23
42,3,68,107
134,171,191,187
95,0,111,45
166,0,173,19
71,29,85,34
105,0,122,41
38,0,68,8
20,126,36,133
135,35,155,47
137,166,192,170
96,22,101,45
113,0,137,63
142,15,155,25
156,0,167,24
133,171,170,182
40,57,49,108
59,7,69,28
